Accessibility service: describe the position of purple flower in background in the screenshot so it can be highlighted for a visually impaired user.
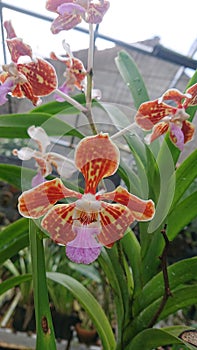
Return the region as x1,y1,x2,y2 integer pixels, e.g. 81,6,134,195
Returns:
46,0,110,33
0,78,14,105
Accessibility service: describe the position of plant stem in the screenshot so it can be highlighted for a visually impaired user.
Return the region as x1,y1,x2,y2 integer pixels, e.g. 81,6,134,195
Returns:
111,122,138,140
84,23,98,135
148,224,172,328
55,89,87,113
29,220,57,349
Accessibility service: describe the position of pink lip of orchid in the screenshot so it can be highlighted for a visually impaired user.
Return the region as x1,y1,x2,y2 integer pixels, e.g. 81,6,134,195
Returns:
46,0,110,34
13,125,76,187
135,84,197,151
0,21,57,106
18,133,155,264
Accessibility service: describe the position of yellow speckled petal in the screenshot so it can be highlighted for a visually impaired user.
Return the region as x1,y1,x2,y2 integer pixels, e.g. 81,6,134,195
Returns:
75,133,120,194
98,202,134,247
41,203,76,245
18,178,81,218
17,58,57,97
98,186,155,222
135,100,173,130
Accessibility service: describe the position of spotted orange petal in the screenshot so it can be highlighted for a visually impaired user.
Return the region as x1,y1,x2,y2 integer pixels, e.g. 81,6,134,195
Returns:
98,186,155,222
17,58,57,96
98,202,134,247
145,121,169,144
75,134,120,194
18,178,81,218
184,83,197,107
182,120,195,143
41,203,76,245
135,100,174,130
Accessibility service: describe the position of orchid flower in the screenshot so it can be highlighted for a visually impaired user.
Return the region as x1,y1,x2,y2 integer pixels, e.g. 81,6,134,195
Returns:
13,125,76,187
46,0,110,34
135,84,197,151
0,21,57,106
50,42,87,100
50,42,101,101
18,133,155,264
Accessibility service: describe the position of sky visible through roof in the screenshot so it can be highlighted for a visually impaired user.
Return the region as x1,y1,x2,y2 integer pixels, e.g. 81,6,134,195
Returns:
1,0,197,62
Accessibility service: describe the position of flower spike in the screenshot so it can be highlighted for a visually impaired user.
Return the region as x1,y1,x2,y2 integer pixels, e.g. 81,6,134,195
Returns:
18,134,155,264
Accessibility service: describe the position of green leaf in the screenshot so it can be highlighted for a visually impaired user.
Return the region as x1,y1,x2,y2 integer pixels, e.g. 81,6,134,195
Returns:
0,113,84,139
0,219,29,265
185,69,197,121
29,221,57,349
131,284,197,333
124,135,150,198
125,326,196,350
118,159,142,196
121,229,143,297
147,140,176,234
99,249,125,346
167,191,197,240
0,164,26,189
115,50,149,109
47,271,116,350
140,141,177,283
160,284,197,320
0,274,32,296
68,263,101,283
170,148,197,209
0,164,81,192
134,257,197,316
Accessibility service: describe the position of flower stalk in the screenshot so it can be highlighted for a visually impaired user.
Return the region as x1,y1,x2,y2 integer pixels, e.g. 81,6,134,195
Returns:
84,23,98,135
55,88,88,113
111,122,138,140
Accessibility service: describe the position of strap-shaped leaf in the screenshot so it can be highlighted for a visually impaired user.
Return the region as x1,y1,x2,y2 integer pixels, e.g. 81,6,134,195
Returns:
30,221,57,349
125,326,196,350
0,113,84,138
170,148,197,209
134,257,197,316
0,274,32,296
0,218,29,265
47,271,116,350
121,229,143,297
115,50,149,109
167,191,197,240
0,164,32,190
160,284,197,320
131,284,197,334
0,164,81,192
